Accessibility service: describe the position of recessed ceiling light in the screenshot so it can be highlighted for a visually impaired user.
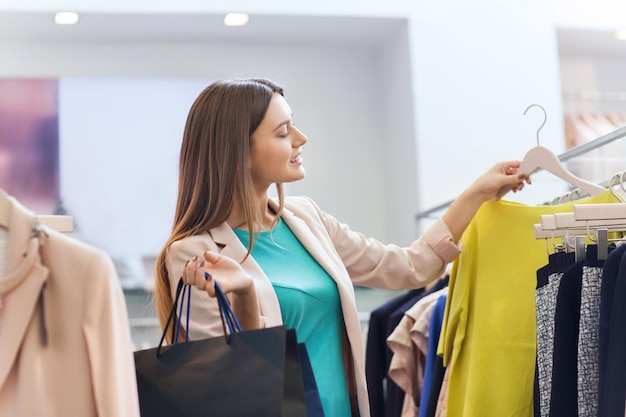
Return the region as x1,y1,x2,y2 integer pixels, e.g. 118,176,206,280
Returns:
224,13,250,27
614,29,626,41
55,11,80,25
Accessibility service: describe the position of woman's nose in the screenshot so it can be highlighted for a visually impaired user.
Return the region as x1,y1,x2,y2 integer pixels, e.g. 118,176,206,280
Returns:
293,126,307,146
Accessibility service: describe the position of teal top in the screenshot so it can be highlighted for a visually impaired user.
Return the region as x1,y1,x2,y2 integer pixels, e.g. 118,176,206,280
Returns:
233,218,351,416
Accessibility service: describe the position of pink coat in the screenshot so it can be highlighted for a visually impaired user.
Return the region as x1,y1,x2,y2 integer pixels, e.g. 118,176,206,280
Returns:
166,195,460,417
0,198,140,417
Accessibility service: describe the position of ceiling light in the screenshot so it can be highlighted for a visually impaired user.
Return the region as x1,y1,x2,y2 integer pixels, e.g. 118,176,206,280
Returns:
54,12,80,25
224,13,250,27
614,29,626,41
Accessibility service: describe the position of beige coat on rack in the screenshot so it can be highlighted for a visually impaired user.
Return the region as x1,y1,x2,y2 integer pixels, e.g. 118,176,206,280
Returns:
0,196,140,416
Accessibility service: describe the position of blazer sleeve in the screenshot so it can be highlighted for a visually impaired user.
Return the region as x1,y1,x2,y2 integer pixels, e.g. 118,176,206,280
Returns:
165,236,231,340
165,235,271,340
295,196,461,289
83,249,141,417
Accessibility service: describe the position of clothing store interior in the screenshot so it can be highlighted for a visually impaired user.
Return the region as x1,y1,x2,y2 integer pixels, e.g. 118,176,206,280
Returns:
2,0,626,416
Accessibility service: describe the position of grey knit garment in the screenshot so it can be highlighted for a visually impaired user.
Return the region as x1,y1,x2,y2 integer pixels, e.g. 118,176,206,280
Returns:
535,272,564,417
577,265,603,417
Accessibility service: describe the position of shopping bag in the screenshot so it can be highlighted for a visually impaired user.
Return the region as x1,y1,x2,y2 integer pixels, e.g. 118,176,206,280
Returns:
297,341,325,417
133,278,307,417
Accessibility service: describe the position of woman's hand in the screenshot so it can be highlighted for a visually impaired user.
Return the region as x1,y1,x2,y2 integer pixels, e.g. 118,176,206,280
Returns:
441,160,531,242
182,251,254,297
469,160,532,202
182,251,261,329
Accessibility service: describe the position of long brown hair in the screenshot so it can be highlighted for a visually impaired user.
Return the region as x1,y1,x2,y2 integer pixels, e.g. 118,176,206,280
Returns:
155,78,285,340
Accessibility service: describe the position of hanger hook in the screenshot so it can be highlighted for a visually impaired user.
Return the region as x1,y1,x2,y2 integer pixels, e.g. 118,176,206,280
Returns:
523,104,547,146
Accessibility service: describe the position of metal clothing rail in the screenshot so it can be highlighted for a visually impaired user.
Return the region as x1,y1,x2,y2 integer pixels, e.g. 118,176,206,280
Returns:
562,89,626,102
414,125,626,221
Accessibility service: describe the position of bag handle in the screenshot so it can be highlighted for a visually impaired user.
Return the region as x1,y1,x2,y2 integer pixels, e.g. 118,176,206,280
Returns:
213,277,242,343
156,276,243,355
156,278,183,356
174,283,191,343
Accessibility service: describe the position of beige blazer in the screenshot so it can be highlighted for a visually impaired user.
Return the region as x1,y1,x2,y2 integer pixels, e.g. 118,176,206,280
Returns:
0,198,140,417
166,195,460,417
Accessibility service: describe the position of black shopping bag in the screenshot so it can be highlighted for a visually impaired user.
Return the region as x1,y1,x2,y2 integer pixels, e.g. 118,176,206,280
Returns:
296,340,325,417
133,278,307,417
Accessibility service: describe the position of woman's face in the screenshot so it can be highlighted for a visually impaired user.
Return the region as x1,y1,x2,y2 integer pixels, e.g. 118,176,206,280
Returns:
249,94,307,189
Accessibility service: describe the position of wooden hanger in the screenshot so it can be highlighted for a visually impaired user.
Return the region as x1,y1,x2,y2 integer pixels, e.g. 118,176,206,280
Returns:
498,104,606,199
516,145,605,197
38,215,74,233
536,208,623,260
573,202,626,221
0,189,73,233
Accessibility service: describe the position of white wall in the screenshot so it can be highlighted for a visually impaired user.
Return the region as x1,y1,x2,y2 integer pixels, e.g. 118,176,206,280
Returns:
377,21,421,244
52,43,387,258
59,77,203,258
411,0,568,221
0,0,566,259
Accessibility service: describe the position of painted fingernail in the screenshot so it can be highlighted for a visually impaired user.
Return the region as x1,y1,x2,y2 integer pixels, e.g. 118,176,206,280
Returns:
204,271,211,280
185,260,189,267
198,260,205,268
191,255,198,262
518,174,526,179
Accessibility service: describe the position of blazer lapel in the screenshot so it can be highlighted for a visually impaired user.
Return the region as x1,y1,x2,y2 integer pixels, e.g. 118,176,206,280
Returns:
0,199,50,390
208,223,282,322
5,197,38,273
0,262,48,390
277,203,355,298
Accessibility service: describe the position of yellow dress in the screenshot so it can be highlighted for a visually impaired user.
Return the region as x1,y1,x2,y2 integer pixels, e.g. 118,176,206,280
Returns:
437,190,620,417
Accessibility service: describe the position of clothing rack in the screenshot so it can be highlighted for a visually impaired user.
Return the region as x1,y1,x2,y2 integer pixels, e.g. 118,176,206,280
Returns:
415,125,626,220
562,89,626,102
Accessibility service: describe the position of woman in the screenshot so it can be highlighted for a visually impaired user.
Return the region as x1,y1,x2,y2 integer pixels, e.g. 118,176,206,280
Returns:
155,78,529,417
